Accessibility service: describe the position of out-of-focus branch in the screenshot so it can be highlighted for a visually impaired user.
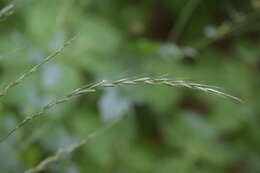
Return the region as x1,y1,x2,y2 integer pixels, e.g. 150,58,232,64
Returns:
252,0,260,10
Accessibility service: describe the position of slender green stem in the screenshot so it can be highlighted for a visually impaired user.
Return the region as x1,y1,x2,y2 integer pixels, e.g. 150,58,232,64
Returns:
0,36,76,99
169,0,201,42
25,122,115,173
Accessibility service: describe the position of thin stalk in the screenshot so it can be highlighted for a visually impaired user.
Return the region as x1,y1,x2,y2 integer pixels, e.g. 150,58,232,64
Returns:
25,122,115,173
0,36,76,99
169,0,201,42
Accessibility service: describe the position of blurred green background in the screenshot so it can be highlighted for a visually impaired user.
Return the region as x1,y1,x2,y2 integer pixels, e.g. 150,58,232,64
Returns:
1,0,260,172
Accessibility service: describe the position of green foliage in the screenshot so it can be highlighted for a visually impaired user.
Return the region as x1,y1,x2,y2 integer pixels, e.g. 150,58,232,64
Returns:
0,0,259,172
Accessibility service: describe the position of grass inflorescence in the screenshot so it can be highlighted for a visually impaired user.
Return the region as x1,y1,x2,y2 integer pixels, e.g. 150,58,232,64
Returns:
0,3,14,21
0,76,242,143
